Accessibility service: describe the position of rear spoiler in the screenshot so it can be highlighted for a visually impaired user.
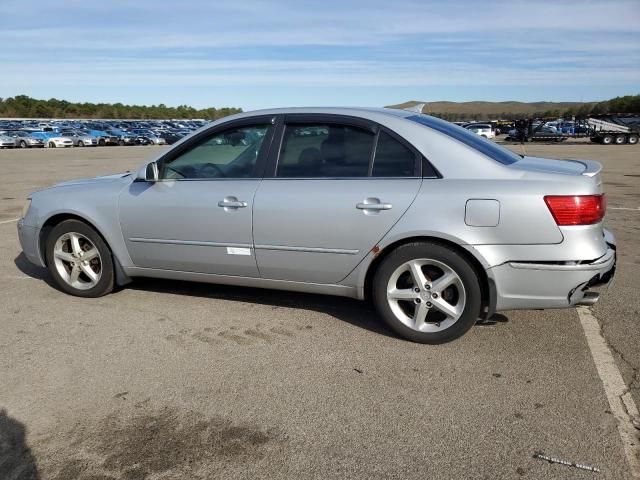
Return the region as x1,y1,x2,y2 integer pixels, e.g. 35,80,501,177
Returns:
569,159,603,177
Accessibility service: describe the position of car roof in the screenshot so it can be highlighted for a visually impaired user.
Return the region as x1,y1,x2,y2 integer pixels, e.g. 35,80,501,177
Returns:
218,106,413,123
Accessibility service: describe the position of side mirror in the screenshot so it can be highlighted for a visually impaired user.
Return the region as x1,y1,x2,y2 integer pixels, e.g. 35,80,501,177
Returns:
136,162,159,182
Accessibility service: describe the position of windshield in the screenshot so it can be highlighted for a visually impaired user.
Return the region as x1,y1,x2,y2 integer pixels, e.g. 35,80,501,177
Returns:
407,115,521,165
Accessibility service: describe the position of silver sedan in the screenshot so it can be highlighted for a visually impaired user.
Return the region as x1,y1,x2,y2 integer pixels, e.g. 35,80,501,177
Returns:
17,108,616,343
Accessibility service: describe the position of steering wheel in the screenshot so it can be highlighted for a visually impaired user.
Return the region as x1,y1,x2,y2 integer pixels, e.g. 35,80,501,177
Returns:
199,163,226,178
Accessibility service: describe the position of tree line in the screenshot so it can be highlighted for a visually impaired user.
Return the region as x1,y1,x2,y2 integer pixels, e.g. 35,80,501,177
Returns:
1,93,638,121
431,95,640,121
0,95,242,120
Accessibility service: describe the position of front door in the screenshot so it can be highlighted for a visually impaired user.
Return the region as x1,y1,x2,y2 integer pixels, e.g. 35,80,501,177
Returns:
253,116,423,284
119,119,274,277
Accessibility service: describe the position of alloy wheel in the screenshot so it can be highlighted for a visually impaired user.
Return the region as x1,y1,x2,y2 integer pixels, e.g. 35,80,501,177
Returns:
386,258,466,333
52,232,102,290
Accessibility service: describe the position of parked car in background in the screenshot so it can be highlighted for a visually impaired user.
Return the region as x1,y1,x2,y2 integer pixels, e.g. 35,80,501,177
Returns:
0,133,16,148
31,131,74,148
530,125,565,142
465,123,495,139
130,129,167,145
160,131,187,145
0,130,45,148
60,130,98,147
17,108,615,344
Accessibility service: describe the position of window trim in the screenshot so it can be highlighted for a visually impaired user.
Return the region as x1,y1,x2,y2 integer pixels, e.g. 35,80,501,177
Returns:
154,115,277,181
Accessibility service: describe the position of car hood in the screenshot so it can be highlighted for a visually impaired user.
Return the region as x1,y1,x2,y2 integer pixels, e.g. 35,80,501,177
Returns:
512,155,590,176
51,172,131,188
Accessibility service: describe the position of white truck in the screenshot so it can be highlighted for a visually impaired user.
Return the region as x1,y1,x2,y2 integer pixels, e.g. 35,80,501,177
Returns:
587,115,639,145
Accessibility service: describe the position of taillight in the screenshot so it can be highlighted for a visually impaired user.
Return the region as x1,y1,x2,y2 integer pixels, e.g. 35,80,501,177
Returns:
544,194,606,226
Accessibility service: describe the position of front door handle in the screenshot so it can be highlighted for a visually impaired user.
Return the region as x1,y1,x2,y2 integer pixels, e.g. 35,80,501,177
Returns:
218,196,248,209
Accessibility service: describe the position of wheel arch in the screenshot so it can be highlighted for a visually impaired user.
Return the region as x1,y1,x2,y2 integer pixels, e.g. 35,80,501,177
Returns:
363,235,494,319
39,212,131,286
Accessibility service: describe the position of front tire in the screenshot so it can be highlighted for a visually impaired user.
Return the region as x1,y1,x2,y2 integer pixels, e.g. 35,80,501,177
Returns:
372,242,482,344
45,220,114,298
78,141,84,147
19,140,27,148
48,141,56,148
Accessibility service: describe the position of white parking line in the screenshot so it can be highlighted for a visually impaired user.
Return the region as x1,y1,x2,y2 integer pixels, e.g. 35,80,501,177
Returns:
610,207,640,211
0,217,19,224
577,306,640,478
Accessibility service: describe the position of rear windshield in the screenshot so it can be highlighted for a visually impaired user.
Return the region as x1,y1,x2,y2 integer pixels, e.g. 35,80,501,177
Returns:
407,115,521,165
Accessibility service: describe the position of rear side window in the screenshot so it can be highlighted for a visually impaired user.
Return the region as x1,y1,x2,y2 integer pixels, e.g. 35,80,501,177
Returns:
277,124,374,178
372,131,415,177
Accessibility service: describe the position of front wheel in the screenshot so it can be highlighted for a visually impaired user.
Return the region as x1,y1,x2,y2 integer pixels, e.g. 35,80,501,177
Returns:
19,140,27,148
373,242,482,344
78,140,84,147
45,220,114,297
48,141,55,148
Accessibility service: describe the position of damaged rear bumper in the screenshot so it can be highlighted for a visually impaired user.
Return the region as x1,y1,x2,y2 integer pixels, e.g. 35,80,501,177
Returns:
489,229,616,311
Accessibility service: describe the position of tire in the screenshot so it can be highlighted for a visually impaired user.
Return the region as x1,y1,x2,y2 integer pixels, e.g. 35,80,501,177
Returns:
98,138,105,146
48,141,56,148
118,139,125,146
45,219,114,298
78,141,84,147
19,140,27,148
614,134,627,145
602,134,613,145
628,135,638,145
372,242,482,344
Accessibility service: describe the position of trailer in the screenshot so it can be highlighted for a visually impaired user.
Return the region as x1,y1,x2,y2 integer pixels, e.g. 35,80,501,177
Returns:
587,114,639,145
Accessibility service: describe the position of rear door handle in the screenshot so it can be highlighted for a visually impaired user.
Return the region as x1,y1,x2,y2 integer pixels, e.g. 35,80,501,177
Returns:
356,200,392,211
218,196,248,209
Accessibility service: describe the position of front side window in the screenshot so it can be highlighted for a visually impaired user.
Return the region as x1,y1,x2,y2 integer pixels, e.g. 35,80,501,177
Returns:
160,125,268,179
277,124,374,178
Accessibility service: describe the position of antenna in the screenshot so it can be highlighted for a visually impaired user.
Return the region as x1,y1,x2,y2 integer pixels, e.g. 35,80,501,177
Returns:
404,103,426,113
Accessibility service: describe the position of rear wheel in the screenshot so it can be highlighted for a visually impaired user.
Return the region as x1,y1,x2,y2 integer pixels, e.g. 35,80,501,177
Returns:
628,135,639,145
615,134,627,145
78,140,84,147
98,138,105,146
372,242,482,344
19,140,27,148
45,220,114,298
48,141,55,148
602,134,613,145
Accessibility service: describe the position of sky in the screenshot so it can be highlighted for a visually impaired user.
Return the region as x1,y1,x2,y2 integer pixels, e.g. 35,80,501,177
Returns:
1,0,639,111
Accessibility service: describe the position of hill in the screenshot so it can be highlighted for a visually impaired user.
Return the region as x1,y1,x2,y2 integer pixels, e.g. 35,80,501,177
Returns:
386,100,597,120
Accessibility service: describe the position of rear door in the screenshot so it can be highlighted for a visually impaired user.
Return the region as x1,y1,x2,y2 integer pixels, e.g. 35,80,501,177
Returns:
252,114,423,284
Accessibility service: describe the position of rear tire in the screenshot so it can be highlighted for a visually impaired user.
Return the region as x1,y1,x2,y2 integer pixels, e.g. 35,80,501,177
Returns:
48,141,55,148
45,220,114,298
614,134,627,145
78,141,84,147
19,140,27,148
372,242,482,344
628,135,638,145
602,134,613,145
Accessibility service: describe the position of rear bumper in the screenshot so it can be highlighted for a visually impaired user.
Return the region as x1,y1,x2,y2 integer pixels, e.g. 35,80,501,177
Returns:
489,229,616,311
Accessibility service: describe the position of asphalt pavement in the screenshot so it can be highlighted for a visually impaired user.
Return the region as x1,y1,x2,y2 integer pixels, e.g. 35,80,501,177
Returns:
0,142,638,479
